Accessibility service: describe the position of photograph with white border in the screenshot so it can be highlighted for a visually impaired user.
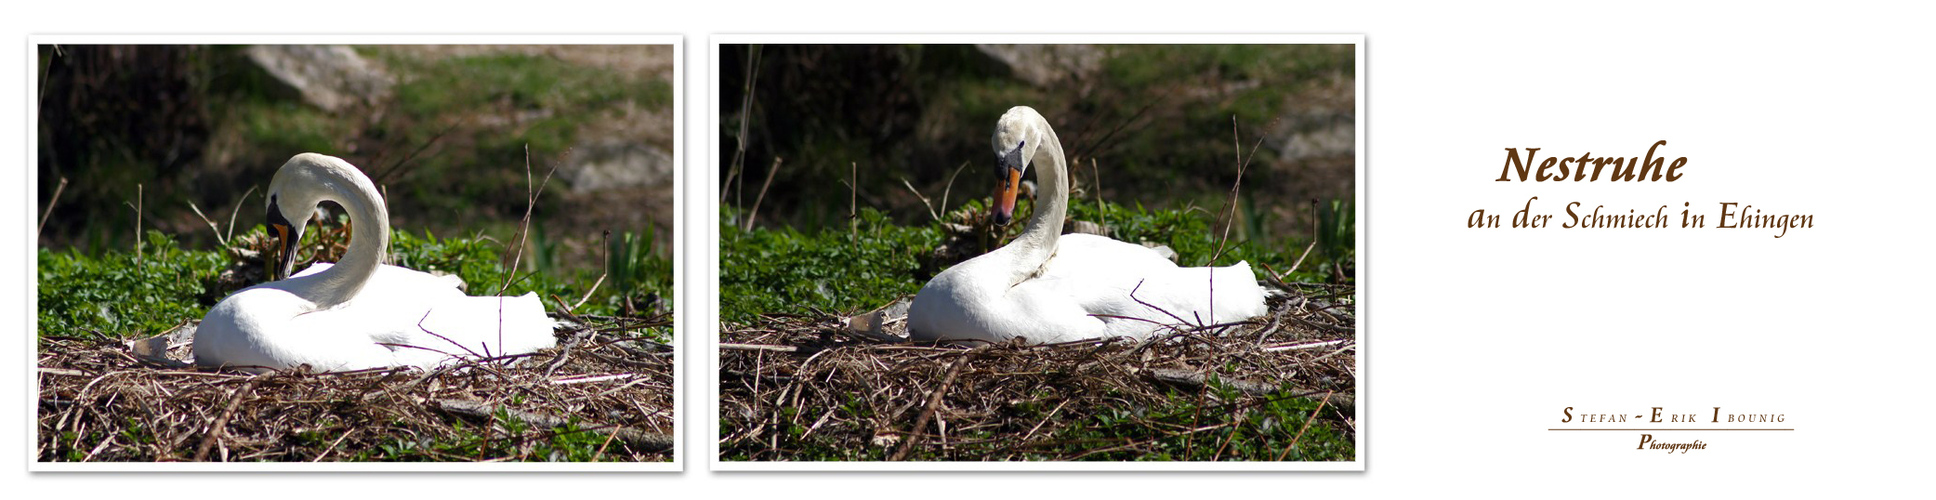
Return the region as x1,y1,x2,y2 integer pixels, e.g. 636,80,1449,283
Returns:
29,34,686,471
709,34,1364,471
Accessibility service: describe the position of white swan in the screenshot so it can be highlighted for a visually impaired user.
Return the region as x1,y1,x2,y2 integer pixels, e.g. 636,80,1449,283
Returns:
194,153,557,373
907,106,1268,344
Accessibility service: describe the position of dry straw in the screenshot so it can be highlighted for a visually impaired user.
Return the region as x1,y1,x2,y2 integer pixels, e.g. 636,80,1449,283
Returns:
37,314,674,463
719,282,1356,462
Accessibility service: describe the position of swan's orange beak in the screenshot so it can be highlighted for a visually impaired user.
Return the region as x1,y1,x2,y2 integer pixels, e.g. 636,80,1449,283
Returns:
266,198,299,281
992,168,1022,226
270,222,298,281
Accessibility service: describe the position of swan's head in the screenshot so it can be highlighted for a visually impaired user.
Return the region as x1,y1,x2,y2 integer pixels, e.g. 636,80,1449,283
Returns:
263,153,344,280
990,106,1042,226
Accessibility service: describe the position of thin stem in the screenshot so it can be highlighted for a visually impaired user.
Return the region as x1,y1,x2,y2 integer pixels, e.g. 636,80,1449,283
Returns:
36,176,66,237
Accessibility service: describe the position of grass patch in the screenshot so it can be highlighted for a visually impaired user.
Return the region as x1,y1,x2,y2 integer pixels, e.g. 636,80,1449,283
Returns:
721,207,940,323
38,232,227,340
38,223,671,343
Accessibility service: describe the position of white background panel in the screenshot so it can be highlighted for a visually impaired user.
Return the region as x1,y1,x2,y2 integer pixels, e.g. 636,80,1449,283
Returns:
5,0,1931,497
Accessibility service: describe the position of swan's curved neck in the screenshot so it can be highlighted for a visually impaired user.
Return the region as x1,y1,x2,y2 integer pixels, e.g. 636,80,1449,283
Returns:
297,162,389,310
1004,115,1069,285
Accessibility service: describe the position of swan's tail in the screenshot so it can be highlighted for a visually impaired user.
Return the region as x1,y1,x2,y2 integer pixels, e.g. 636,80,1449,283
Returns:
1205,261,1270,323
1112,261,1269,332
407,292,558,365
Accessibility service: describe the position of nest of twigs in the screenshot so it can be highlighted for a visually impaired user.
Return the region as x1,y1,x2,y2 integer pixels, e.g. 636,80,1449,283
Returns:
37,314,674,463
719,282,1356,462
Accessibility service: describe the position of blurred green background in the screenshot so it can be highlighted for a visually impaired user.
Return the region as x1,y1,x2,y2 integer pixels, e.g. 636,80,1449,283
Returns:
719,44,1356,237
36,44,677,340
718,44,1358,322
37,44,674,267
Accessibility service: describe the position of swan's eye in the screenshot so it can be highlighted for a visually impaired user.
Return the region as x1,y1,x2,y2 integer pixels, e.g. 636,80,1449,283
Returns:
1001,144,1027,174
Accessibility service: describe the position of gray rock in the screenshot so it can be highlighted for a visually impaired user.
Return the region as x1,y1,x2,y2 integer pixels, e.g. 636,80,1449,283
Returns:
1277,120,1355,161
128,322,197,368
243,45,393,112
847,296,913,342
1271,73,1357,161
559,141,674,193
974,44,1104,87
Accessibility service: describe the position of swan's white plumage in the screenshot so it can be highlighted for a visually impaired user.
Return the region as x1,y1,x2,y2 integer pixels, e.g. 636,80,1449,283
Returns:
194,153,556,373
1039,234,1267,338
908,106,1267,344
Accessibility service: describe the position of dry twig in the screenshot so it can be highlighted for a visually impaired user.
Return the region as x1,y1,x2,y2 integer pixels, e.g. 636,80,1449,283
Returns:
743,156,784,230
718,283,1356,462
37,176,67,237
36,313,675,463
